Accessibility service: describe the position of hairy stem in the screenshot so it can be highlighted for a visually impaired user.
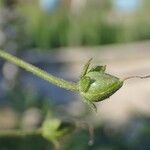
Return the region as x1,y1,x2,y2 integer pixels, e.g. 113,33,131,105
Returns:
0,129,41,138
0,50,78,91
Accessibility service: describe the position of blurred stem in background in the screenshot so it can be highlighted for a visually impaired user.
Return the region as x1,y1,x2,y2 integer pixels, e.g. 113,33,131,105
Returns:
0,118,76,148
0,129,41,138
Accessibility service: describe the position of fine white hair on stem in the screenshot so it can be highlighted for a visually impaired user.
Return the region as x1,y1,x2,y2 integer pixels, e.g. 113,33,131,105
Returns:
123,75,150,82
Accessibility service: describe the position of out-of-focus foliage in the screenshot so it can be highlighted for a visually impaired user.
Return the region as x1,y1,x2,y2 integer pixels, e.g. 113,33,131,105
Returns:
0,0,31,51
0,135,52,150
17,0,122,49
65,116,150,150
0,0,146,50
16,1,70,49
0,116,150,150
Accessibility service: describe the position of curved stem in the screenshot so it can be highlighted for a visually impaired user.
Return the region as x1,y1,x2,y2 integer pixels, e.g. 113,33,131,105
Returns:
0,50,79,91
0,129,41,138
123,75,150,81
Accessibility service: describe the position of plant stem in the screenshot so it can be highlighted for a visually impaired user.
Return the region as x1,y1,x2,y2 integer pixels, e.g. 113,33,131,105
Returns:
0,129,41,138
123,75,150,81
0,50,78,91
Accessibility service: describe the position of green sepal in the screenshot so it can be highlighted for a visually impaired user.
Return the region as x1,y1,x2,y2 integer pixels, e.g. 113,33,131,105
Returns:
80,58,92,78
79,76,91,92
87,101,97,112
82,98,97,112
89,65,106,73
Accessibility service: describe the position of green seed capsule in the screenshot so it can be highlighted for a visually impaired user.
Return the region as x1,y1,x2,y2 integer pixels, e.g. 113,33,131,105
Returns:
79,59,123,110
79,71,123,102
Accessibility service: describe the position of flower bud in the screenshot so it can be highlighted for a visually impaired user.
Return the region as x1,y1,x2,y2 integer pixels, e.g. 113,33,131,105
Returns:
79,61,123,110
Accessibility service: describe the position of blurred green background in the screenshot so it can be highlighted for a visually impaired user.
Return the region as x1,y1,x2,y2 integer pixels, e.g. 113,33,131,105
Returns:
0,0,150,149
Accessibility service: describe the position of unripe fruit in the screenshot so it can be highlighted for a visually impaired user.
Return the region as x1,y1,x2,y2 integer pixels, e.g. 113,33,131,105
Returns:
79,71,123,102
79,59,123,111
